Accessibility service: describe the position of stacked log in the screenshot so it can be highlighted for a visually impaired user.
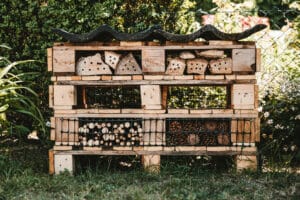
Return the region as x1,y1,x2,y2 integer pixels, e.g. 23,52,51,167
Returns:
78,120,143,147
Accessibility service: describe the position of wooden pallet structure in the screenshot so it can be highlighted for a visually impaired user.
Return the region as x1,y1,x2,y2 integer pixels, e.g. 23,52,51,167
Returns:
48,39,261,174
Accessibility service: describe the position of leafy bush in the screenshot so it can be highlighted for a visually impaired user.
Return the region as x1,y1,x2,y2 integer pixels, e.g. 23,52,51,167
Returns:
0,45,45,140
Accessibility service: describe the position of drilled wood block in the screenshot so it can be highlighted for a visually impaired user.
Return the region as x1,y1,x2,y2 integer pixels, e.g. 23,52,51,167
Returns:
186,58,208,74
53,85,77,106
104,51,121,70
141,85,162,109
115,53,142,75
165,58,186,75
209,57,232,74
232,84,254,109
53,47,75,73
77,53,112,75
232,49,255,72
142,49,165,73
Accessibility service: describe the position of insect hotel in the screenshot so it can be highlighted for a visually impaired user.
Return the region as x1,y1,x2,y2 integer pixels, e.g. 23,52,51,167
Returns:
48,24,266,174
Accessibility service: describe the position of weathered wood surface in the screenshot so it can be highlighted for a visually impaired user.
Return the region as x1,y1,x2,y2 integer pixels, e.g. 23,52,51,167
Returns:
53,47,75,73
115,53,142,75
209,58,232,74
232,49,256,72
165,58,186,75
76,53,112,75
142,49,165,73
231,84,255,109
186,58,208,74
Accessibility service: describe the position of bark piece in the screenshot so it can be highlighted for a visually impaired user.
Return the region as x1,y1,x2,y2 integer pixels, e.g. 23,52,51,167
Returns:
195,50,225,58
179,51,196,59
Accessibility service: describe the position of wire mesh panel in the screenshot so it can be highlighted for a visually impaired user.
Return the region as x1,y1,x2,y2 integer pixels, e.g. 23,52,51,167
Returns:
84,86,141,109
166,118,231,146
167,86,228,109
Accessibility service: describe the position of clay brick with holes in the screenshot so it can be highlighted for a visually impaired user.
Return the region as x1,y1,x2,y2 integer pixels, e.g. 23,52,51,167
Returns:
115,53,142,75
209,58,232,74
165,58,186,75
186,58,208,74
104,51,121,70
76,53,112,75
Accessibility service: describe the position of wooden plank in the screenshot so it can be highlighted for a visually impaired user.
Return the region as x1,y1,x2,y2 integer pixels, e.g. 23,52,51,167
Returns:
161,86,168,109
121,109,165,114
49,85,54,108
236,75,256,80
76,109,121,114
120,41,145,46
141,85,162,109
256,48,261,72
255,118,260,142
47,48,53,72
231,84,254,109
112,76,132,80
168,109,189,114
212,109,233,114
53,85,77,106
50,129,56,141
194,75,205,80
144,75,164,80
132,75,143,80
83,147,103,151
71,76,82,81
56,79,231,86
174,75,193,80
209,40,234,45
101,75,112,80
163,75,175,80
48,149,54,175
50,76,57,82
82,76,101,81
52,46,75,73
205,75,224,80
142,49,165,73
53,146,73,150
225,74,236,80
232,49,255,72
254,85,259,108
57,76,72,81
190,109,212,114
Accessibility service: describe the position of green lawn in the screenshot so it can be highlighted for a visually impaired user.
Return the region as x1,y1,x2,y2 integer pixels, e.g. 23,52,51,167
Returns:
0,146,299,200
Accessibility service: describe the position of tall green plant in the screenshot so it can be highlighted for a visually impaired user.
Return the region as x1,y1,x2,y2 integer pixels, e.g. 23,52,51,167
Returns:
0,45,45,139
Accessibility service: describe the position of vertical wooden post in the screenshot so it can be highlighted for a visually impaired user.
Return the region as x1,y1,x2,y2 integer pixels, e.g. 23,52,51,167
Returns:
141,155,160,173
49,149,54,175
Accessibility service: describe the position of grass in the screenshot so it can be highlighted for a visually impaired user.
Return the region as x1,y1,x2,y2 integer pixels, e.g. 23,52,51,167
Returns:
0,145,299,200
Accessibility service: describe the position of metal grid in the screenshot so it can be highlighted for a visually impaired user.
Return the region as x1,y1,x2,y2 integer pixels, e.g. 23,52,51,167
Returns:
167,86,228,109
84,86,141,109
